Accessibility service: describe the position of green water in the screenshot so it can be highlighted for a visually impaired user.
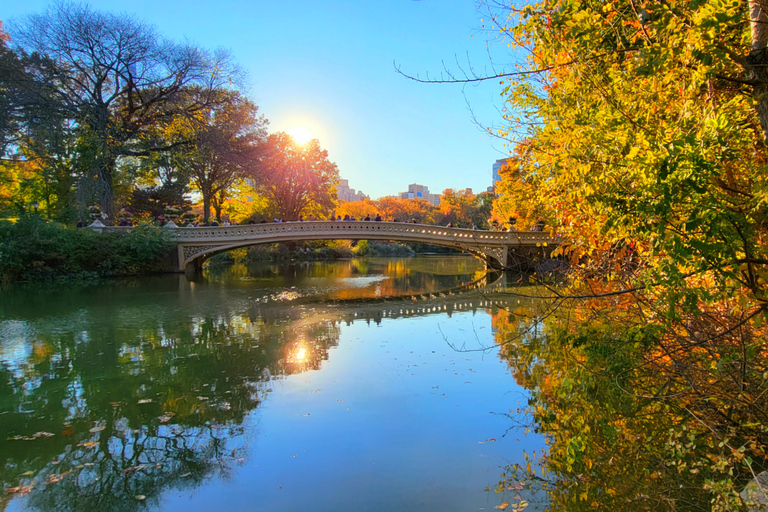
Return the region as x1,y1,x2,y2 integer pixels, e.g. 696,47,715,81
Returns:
0,256,545,512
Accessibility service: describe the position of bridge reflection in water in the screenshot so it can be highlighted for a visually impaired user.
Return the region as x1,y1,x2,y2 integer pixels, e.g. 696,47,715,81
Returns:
244,271,538,328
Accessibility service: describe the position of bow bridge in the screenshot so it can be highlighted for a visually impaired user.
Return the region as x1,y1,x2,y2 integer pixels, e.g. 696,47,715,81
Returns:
95,221,556,271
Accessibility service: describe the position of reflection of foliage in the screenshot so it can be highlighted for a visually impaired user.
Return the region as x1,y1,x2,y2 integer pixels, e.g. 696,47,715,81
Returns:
0,292,342,510
493,300,768,511
0,258,490,509
24,423,247,512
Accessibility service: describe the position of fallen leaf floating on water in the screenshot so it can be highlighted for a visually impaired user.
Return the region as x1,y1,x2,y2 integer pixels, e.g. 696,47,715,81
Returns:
135,495,146,501
47,470,71,485
512,500,529,511
7,483,34,495
495,502,509,510
8,431,55,441
485,438,497,442
89,425,105,433
158,412,175,423
137,399,152,404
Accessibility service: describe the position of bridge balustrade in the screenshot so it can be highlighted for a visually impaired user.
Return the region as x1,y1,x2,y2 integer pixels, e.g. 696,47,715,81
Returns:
91,221,557,271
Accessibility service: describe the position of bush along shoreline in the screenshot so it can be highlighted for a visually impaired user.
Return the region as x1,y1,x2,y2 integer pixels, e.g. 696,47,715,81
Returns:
0,216,174,283
0,218,452,280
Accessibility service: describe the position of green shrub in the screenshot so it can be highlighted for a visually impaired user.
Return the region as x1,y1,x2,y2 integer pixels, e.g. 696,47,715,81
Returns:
351,239,369,256
0,217,173,282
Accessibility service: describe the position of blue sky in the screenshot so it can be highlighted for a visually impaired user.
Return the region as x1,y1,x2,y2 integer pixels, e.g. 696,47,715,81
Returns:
3,1,514,199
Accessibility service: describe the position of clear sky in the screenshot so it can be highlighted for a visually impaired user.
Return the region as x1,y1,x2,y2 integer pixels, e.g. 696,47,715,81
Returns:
2,1,514,199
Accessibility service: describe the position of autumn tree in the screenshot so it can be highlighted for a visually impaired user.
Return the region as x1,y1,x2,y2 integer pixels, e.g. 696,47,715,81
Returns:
334,198,379,219
256,132,338,221
8,2,242,222
437,188,494,228
449,0,768,506
490,149,549,230
177,91,267,223
374,196,437,223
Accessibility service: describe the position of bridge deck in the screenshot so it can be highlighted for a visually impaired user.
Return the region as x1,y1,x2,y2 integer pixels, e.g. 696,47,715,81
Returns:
167,221,551,245
93,221,556,271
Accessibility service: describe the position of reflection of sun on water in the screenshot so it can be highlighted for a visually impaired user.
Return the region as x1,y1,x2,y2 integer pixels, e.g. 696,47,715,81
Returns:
288,342,309,365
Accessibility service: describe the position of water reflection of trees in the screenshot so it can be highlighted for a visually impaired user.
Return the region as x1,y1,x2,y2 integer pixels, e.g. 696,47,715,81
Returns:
0,301,340,510
0,267,502,511
491,302,768,511
202,256,486,301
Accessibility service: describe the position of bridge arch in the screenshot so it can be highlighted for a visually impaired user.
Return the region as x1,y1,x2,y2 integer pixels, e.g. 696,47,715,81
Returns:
166,221,554,272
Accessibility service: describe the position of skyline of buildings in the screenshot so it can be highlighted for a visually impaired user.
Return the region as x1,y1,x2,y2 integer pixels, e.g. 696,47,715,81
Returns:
337,179,369,202
337,159,501,204
398,183,441,206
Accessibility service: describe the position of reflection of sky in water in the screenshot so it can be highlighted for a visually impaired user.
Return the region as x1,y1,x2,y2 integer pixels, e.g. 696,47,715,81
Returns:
0,259,544,512
0,320,35,376
334,275,390,288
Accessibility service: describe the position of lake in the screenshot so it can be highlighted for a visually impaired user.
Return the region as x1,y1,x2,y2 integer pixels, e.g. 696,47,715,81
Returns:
0,256,547,512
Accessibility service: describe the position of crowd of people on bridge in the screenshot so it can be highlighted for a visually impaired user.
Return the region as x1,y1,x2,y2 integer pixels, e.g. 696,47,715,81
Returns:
83,211,546,232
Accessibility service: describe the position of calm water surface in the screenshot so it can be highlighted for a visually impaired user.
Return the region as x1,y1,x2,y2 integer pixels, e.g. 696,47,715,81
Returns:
0,256,546,511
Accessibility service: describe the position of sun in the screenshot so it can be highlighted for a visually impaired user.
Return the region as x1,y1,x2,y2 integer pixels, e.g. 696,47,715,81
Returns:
288,126,312,145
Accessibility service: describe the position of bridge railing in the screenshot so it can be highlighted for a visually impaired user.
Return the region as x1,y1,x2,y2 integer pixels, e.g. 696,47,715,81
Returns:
96,221,554,246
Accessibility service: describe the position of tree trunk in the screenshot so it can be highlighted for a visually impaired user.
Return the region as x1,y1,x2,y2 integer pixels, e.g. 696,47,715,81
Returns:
749,0,768,145
202,193,211,224
212,191,224,223
97,159,115,225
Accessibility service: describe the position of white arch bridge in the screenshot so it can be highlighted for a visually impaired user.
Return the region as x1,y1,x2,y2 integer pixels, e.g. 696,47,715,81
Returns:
95,221,557,271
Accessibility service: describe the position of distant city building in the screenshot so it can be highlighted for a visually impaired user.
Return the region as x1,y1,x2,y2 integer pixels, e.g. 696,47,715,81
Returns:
492,158,513,192
337,179,368,202
399,183,440,206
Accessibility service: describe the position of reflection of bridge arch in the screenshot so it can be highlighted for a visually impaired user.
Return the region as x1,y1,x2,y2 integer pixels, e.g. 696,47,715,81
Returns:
246,273,539,326
94,221,555,271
